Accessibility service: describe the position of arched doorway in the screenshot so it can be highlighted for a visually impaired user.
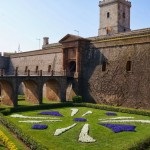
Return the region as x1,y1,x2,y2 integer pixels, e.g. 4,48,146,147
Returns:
68,61,76,76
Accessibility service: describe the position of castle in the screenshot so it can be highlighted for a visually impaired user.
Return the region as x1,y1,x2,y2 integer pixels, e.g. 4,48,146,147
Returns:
0,0,150,109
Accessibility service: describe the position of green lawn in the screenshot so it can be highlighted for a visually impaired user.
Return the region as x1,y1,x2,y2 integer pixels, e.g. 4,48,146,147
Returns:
5,107,150,150
17,95,60,106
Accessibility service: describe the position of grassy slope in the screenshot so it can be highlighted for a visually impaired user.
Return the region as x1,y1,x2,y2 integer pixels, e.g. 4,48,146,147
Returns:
5,107,150,150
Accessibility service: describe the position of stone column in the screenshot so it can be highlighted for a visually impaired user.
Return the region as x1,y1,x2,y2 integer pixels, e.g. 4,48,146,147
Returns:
60,78,67,102
75,48,79,77
38,83,43,104
13,78,20,107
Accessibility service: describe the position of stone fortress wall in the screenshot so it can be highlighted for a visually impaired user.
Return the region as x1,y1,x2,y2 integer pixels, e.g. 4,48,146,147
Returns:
8,43,63,76
81,28,150,109
0,54,10,73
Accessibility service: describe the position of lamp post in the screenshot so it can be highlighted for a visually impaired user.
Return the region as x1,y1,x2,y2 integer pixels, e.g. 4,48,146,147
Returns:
74,30,79,36
36,38,41,49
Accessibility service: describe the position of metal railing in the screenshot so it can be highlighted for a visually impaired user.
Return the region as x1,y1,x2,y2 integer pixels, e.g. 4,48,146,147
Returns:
0,70,75,77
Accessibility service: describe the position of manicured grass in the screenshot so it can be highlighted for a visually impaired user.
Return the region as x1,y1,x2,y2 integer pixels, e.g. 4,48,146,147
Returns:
5,107,150,150
17,95,60,106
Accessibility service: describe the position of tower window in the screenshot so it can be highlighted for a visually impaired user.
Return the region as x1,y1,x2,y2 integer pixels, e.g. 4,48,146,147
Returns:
107,12,110,18
48,65,51,72
102,61,106,71
123,12,125,18
126,61,132,71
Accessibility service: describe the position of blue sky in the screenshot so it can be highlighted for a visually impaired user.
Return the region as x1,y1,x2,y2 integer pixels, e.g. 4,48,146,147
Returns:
0,0,150,52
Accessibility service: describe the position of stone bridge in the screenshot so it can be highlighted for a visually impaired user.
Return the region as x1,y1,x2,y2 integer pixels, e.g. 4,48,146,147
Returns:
0,75,68,107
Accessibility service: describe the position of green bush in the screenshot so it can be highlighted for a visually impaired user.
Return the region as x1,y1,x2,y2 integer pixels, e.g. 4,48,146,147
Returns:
72,95,82,103
1,102,73,115
73,103,150,116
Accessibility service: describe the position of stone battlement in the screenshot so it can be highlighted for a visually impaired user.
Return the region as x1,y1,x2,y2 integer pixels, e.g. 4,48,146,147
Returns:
99,0,131,7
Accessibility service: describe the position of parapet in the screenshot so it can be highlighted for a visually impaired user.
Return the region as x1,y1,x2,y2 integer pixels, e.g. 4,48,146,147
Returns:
99,0,131,7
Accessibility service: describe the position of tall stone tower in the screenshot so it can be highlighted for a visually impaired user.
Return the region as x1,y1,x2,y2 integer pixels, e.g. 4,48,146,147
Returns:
98,0,131,36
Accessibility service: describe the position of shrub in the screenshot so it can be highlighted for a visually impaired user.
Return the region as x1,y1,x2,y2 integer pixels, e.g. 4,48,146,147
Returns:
72,95,82,103
73,103,150,116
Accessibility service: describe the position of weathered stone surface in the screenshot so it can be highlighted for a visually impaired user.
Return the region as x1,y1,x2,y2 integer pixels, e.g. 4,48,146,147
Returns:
8,48,63,75
82,32,150,109
99,0,131,35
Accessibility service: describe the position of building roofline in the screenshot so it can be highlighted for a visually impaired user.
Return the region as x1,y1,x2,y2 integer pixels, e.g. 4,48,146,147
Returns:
87,28,150,42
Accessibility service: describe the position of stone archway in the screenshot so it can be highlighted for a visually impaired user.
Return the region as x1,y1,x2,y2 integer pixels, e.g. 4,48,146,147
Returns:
68,61,76,72
0,80,14,105
22,80,39,104
43,79,60,102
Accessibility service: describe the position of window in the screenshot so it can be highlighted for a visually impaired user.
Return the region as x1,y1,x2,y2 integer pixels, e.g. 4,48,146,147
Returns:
124,28,126,32
48,65,51,72
107,12,110,18
25,66,28,72
126,61,132,71
123,12,125,18
102,61,106,71
35,66,39,73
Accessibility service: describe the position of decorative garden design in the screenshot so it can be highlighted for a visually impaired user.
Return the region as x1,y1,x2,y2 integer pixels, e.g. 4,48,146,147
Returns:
10,109,150,143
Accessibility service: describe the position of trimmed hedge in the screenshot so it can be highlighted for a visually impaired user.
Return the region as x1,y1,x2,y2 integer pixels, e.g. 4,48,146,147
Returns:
72,95,82,103
128,135,150,150
0,102,73,115
0,113,48,150
73,103,150,116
